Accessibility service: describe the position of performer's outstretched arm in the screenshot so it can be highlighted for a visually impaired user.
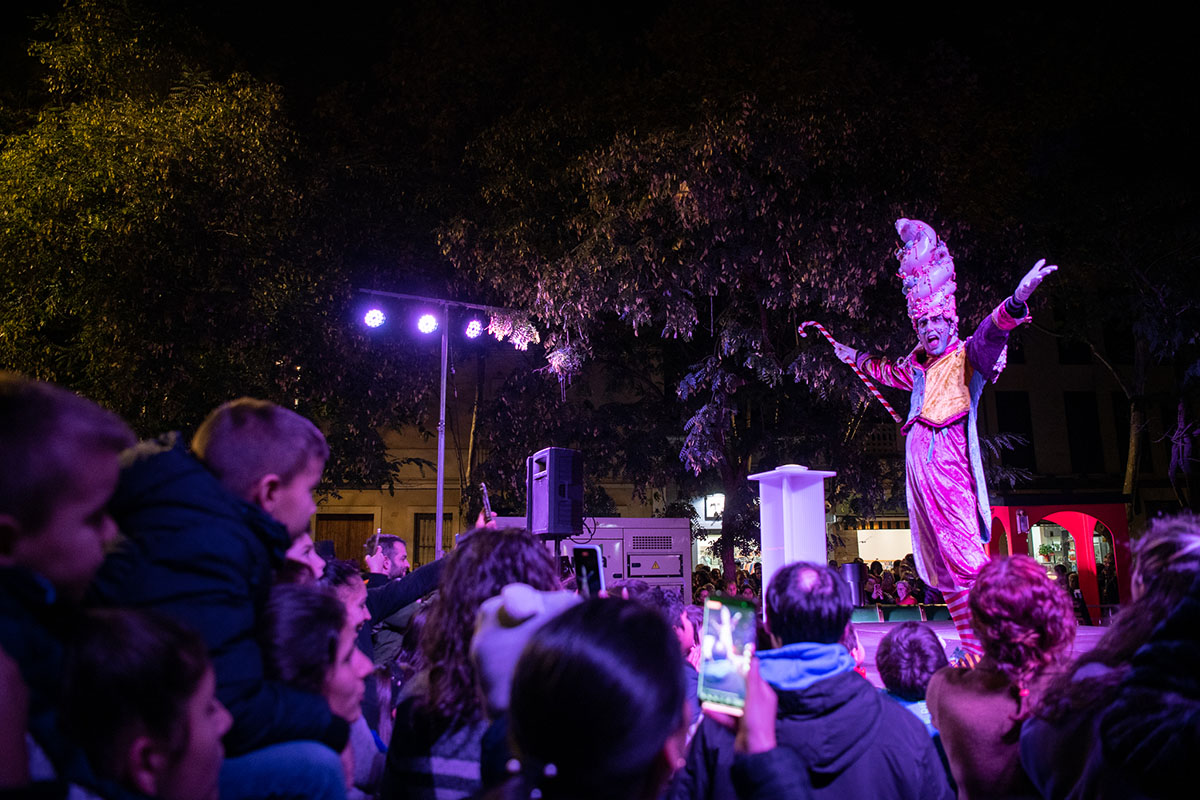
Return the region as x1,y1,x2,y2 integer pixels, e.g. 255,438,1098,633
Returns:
967,259,1058,373
833,339,914,391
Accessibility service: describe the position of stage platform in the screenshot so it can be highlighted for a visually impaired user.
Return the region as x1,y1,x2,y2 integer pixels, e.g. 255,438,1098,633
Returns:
856,620,1109,690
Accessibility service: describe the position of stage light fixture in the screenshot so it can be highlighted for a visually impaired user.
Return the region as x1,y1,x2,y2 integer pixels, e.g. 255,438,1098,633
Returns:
417,313,439,334
465,319,483,339
363,308,386,328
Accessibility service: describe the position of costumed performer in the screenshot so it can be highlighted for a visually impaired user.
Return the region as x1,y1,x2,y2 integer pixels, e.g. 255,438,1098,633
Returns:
827,218,1056,661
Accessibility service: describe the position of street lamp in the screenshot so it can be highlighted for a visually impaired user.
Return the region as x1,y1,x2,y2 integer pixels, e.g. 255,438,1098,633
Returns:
358,288,521,559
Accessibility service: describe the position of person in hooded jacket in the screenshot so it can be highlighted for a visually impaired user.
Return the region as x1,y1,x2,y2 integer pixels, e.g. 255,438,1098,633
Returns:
668,562,953,800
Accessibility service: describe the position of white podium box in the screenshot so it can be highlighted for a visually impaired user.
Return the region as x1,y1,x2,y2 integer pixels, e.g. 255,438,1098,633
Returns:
749,464,836,602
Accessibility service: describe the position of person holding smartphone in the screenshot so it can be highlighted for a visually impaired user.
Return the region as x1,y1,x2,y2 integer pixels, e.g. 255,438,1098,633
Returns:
668,562,953,800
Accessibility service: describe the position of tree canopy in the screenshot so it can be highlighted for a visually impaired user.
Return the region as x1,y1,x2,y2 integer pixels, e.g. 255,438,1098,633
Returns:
0,0,426,486
438,10,1022,564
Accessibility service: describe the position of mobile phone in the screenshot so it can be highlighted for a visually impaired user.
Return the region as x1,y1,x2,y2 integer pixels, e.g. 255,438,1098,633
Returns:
480,482,494,524
697,595,757,716
572,545,605,598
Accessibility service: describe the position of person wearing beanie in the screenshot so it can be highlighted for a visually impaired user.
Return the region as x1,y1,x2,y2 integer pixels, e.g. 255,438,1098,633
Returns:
471,583,581,791
471,583,582,716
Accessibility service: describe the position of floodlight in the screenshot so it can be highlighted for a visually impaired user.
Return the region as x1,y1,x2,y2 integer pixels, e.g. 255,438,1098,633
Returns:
465,319,483,339
417,313,439,334
363,308,386,328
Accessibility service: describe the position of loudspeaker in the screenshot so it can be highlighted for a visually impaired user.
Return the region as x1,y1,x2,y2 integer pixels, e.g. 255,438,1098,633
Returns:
526,447,583,538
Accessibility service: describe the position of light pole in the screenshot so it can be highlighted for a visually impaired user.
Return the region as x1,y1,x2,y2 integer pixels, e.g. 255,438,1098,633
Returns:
435,303,448,559
358,288,510,560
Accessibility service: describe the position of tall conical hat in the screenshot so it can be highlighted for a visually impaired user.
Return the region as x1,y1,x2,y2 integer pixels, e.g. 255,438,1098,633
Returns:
895,218,957,328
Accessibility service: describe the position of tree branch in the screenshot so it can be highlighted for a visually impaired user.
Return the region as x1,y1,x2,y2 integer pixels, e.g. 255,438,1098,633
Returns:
1029,321,1132,399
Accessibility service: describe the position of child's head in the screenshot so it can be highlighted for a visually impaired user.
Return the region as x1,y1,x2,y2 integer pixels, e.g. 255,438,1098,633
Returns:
284,531,328,579
1131,512,1200,601
0,373,134,598
876,621,948,701
262,583,372,721
839,621,866,670
321,558,371,631
63,609,231,800
191,398,328,536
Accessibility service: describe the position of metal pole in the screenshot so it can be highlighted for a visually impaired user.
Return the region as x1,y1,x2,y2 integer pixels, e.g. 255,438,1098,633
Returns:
435,304,448,560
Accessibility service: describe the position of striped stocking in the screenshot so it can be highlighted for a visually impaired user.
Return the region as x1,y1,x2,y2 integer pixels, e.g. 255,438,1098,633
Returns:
945,588,983,665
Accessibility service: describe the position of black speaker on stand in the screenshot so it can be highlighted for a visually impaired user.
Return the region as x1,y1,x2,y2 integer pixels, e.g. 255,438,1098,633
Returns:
526,447,583,562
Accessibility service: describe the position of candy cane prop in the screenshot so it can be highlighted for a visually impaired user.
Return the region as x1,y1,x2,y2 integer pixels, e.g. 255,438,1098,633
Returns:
799,321,903,423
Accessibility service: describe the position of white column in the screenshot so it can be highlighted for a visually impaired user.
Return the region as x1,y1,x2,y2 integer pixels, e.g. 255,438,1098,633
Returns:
749,464,837,602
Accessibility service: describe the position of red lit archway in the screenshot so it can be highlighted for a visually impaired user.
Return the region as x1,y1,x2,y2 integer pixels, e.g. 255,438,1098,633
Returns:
990,502,1131,623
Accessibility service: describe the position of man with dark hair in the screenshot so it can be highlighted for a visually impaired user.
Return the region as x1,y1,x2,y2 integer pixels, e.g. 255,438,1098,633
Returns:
764,562,852,644
670,562,952,800
363,533,446,669
367,534,410,580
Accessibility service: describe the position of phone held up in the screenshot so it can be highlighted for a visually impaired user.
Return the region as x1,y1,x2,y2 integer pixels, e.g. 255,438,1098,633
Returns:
364,527,381,558
572,545,605,598
480,482,494,524
697,594,757,716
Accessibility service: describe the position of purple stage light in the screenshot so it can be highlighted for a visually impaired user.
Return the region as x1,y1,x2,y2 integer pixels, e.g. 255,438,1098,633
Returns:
465,319,483,339
417,313,439,334
364,308,386,328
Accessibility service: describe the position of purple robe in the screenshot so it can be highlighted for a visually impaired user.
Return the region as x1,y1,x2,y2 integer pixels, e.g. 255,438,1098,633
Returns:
856,301,1025,592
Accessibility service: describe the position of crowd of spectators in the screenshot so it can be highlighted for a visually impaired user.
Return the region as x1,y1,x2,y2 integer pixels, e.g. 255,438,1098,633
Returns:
692,563,762,607
3,371,1197,800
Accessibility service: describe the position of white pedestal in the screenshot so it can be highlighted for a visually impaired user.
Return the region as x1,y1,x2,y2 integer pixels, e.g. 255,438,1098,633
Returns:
749,464,837,603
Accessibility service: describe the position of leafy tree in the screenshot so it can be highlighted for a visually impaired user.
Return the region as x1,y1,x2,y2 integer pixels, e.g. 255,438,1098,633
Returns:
443,82,979,574
465,330,693,520
438,2,1176,570
0,0,424,486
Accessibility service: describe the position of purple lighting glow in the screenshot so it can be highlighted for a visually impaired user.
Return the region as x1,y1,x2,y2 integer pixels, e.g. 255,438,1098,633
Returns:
465,319,483,339
417,313,439,334
364,308,386,328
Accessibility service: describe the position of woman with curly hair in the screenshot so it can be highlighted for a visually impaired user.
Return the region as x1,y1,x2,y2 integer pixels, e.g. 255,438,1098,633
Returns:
381,527,559,799
926,555,1075,799
1019,513,1200,799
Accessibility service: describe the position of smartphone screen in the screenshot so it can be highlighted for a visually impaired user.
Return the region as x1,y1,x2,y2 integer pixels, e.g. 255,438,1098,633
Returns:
697,595,757,716
572,545,605,598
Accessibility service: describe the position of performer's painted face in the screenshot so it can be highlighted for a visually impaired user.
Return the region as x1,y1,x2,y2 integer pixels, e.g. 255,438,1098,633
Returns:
916,313,956,357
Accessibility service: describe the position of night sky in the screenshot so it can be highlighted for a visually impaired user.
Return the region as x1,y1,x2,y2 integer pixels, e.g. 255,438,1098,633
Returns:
4,2,1193,209
2,1,1196,301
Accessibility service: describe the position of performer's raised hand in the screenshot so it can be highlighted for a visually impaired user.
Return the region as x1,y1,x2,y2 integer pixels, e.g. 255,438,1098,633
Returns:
1014,258,1058,304
831,340,858,366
